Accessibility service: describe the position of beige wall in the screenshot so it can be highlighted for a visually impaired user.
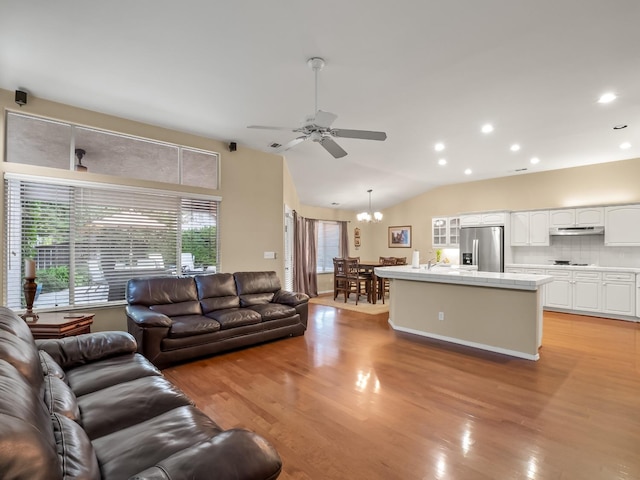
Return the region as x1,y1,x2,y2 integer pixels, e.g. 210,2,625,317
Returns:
1,88,286,330
362,157,640,262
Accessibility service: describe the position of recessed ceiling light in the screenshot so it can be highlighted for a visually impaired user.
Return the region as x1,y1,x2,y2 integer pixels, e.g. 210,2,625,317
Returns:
510,144,521,152
613,124,628,130
530,157,540,164
464,168,472,175
438,158,447,166
331,202,339,205
620,142,631,149
434,142,445,152
598,92,617,104
481,124,494,134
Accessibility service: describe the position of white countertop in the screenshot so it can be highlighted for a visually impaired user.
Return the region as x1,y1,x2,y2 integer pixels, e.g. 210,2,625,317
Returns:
375,264,552,291
506,263,640,273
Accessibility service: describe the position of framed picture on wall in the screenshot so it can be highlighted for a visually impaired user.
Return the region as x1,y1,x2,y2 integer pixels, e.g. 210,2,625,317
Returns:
354,237,361,247
388,225,412,248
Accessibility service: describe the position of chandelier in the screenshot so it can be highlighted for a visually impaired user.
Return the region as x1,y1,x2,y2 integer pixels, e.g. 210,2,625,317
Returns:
357,189,383,223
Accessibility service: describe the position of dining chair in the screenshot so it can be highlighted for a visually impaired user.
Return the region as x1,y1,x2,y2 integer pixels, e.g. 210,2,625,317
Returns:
394,257,407,265
333,257,347,300
336,258,371,304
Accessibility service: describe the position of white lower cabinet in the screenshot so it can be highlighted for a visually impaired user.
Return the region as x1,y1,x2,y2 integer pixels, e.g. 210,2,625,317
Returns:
573,271,601,313
601,272,636,316
545,270,572,309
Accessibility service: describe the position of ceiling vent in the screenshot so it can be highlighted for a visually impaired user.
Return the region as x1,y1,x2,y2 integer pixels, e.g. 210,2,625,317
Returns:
269,142,282,149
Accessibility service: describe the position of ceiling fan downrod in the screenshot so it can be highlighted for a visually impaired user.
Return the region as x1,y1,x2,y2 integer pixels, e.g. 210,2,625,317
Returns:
307,57,325,114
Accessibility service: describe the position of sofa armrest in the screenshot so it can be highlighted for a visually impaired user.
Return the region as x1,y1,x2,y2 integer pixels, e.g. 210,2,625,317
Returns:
272,290,309,307
126,305,173,328
128,429,282,480
36,331,137,370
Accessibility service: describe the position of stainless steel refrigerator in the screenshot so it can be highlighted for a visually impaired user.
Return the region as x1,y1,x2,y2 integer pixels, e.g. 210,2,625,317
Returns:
459,226,504,272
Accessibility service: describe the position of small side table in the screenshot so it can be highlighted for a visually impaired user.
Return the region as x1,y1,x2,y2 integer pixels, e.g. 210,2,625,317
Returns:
26,312,95,339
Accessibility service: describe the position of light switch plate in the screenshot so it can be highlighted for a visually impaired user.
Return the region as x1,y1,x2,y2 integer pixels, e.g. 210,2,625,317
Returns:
264,251,276,259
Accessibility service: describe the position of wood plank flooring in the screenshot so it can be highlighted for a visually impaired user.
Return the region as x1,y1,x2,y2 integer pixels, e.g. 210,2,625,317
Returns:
163,305,640,480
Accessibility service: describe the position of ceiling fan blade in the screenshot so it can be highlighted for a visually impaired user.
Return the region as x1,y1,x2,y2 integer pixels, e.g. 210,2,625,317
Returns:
331,129,387,141
319,137,348,158
274,136,308,153
312,110,338,128
247,125,297,131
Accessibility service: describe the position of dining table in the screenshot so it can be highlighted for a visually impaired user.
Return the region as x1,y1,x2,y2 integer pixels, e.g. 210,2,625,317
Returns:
358,260,385,304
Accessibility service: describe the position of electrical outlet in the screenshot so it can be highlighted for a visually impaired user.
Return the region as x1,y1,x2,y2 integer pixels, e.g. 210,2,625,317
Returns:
438,312,445,321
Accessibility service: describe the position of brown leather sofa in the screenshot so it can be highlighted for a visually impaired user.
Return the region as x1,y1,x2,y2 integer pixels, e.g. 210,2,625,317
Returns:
126,271,309,369
0,306,282,480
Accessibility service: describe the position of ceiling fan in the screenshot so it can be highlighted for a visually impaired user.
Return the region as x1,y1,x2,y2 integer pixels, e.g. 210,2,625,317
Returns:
248,57,387,158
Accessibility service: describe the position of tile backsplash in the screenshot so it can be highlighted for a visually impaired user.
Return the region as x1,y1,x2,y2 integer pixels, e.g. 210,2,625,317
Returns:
512,235,640,268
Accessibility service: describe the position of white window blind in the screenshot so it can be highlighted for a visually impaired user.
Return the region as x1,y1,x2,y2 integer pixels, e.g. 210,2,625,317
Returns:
316,221,340,273
4,175,219,310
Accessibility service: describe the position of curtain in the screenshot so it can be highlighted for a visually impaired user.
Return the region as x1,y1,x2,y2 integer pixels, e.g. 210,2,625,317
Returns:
339,221,349,258
293,211,318,296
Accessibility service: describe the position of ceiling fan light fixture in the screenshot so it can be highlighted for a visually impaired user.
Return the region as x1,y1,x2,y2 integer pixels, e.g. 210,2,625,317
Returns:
358,189,383,223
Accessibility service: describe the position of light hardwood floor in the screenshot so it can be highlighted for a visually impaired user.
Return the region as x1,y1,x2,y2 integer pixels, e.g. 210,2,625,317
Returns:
163,305,640,479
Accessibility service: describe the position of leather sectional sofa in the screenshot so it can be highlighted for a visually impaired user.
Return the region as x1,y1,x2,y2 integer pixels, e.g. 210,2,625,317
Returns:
126,271,309,369
0,306,282,480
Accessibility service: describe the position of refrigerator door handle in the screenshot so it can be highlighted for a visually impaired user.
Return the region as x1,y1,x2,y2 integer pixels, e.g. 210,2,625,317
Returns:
472,239,479,266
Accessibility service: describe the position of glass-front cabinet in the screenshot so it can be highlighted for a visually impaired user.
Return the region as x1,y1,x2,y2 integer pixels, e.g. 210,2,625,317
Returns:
432,217,460,247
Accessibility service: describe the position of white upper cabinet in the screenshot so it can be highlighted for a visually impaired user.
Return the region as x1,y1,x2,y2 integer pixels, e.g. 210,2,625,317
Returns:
432,217,460,247
549,207,604,227
510,210,549,246
575,207,604,226
460,212,507,227
605,205,640,246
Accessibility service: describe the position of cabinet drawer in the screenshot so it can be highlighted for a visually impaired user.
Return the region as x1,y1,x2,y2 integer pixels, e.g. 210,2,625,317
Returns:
505,268,524,274
574,271,601,280
545,269,571,278
603,272,635,282
526,269,545,275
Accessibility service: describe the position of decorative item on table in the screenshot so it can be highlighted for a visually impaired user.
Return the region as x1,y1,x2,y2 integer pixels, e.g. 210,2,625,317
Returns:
21,259,39,322
388,225,412,248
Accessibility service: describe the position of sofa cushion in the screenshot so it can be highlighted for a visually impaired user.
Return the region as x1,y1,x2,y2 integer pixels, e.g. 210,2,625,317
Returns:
43,375,81,423
168,315,222,339
234,271,280,306
79,376,194,439
66,353,160,397
207,308,262,330
92,406,222,480
248,303,297,322
150,300,202,317
0,328,43,387
195,273,242,312
51,412,101,480
127,276,198,306
39,351,67,383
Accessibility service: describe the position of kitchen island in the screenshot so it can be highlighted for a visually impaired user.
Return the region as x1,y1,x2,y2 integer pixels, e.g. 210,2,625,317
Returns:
375,265,552,360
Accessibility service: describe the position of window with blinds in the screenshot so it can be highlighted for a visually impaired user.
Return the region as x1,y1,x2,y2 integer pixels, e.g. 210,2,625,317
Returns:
316,221,340,273
4,175,219,310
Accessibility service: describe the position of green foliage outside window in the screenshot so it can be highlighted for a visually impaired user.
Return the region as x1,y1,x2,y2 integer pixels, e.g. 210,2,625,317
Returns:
182,226,217,268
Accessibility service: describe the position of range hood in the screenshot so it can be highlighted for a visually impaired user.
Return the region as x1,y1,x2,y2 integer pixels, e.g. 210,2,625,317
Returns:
550,226,604,236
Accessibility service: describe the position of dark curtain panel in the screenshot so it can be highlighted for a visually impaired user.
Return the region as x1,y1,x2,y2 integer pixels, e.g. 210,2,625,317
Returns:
339,221,349,258
293,211,318,296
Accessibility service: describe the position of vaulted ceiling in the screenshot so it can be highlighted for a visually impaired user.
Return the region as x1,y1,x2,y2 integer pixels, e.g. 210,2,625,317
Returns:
1,1,638,212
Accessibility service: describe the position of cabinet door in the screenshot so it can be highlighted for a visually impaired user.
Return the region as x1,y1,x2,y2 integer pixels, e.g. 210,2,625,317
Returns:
529,211,550,246
549,209,575,228
481,212,506,225
575,207,604,226
602,281,635,316
510,212,529,246
432,218,448,247
574,279,601,312
448,217,460,246
460,214,482,227
605,205,640,246
544,271,572,308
